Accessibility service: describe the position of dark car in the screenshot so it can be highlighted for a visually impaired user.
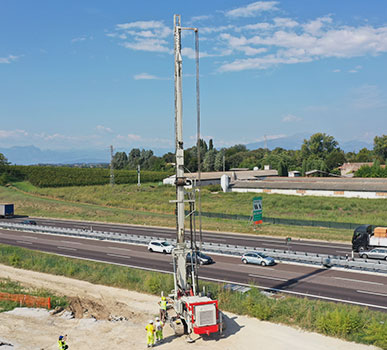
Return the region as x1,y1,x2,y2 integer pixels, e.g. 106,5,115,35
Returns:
21,220,37,225
186,251,214,265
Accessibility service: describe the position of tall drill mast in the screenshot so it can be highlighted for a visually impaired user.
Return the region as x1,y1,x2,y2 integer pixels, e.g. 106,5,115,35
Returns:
173,14,189,296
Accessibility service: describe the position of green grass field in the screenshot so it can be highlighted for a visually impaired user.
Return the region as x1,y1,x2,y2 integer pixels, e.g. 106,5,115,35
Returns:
1,181,386,241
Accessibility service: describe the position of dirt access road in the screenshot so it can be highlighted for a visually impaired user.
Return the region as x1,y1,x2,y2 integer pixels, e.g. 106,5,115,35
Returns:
0,264,380,350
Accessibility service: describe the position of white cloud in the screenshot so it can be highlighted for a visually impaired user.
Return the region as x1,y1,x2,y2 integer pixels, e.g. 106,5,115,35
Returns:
273,17,298,28
133,73,160,80
96,125,113,133
218,24,387,71
219,55,312,72
121,38,171,53
226,1,279,18
71,36,86,43
201,25,235,34
238,22,271,31
303,16,332,35
0,55,20,64
0,129,28,138
253,134,286,142
282,114,302,123
191,15,212,22
181,47,215,59
333,69,341,73
111,20,172,53
348,65,362,73
116,134,142,141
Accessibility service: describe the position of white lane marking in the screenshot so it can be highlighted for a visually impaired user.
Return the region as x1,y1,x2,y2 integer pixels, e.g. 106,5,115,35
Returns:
262,243,285,247
16,240,32,245
60,241,83,245
334,277,384,286
249,274,287,281
109,247,131,252
357,290,387,297
107,253,131,259
199,276,387,311
48,252,387,311
57,246,76,251
22,235,38,239
238,264,274,270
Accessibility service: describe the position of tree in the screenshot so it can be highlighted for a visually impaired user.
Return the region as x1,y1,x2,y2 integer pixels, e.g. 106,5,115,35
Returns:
301,133,338,160
214,149,225,171
278,160,288,177
325,149,346,171
203,149,217,172
208,139,214,151
374,135,387,162
128,148,141,169
111,152,128,170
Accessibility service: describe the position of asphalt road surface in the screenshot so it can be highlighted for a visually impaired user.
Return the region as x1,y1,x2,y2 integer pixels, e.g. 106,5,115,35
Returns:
2,217,354,257
0,227,386,312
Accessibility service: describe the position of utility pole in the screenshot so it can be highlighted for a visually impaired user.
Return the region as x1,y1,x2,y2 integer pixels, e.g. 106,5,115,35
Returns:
110,145,114,186
223,154,225,172
137,164,141,187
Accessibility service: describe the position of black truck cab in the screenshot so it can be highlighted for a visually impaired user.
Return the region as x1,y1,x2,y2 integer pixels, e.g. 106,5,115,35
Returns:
352,225,373,252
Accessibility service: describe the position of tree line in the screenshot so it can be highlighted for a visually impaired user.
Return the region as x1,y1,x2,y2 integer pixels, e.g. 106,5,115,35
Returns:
111,133,387,177
0,133,386,185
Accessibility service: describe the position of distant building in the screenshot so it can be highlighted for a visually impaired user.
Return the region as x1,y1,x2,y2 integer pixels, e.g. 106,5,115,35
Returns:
163,169,278,187
338,162,385,177
288,171,301,177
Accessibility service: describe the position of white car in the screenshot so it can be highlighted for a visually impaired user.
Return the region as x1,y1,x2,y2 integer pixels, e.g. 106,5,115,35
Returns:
148,240,174,254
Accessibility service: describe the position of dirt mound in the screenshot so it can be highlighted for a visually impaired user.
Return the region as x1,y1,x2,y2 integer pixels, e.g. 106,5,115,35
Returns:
66,296,136,320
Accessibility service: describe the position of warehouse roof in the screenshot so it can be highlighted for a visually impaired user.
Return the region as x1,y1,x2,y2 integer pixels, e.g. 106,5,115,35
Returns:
230,177,387,192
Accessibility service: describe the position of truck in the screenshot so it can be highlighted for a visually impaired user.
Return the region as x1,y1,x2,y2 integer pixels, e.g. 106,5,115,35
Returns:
0,203,14,218
352,225,387,252
168,15,222,339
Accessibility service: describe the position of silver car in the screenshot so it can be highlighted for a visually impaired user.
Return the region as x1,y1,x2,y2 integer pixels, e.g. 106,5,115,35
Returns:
241,252,275,266
360,248,387,260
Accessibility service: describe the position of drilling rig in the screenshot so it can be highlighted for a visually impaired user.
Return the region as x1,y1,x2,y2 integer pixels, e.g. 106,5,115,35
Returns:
168,14,222,337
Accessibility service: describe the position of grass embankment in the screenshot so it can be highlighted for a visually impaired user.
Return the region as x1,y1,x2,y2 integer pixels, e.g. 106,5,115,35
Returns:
0,277,67,312
13,181,387,225
0,183,355,241
1,244,386,349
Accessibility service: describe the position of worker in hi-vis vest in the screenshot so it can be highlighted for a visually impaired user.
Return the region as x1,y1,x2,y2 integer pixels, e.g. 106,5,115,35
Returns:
145,320,155,348
155,317,165,342
58,335,68,349
159,296,167,322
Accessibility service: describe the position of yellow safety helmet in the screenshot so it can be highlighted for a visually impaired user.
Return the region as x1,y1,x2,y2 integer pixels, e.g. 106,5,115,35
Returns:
162,296,166,301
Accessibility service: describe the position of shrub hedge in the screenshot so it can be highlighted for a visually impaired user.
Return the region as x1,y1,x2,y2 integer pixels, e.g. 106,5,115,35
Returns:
6,165,171,187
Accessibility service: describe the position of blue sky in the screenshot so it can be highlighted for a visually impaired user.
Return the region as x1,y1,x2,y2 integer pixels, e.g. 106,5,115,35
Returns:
0,0,386,153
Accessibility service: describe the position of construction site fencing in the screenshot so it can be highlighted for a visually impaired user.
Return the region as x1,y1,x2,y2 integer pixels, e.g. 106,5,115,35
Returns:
188,210,361,230
1,222,386,275
0,292,51,308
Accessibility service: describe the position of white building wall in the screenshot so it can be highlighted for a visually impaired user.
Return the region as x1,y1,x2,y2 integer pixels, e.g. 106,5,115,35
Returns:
231,187,387,199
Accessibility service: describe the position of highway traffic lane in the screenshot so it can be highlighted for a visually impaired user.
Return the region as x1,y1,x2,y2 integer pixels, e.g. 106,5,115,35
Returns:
1,230,386,310
3,217,353,257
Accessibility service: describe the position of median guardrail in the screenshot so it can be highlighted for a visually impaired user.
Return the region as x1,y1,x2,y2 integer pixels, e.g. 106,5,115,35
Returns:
1,222,387,274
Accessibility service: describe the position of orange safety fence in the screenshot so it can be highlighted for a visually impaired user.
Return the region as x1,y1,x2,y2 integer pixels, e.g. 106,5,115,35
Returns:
0,292,51,309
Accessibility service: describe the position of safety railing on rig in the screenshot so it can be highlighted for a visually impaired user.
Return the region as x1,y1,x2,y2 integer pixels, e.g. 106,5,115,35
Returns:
1,222,386,274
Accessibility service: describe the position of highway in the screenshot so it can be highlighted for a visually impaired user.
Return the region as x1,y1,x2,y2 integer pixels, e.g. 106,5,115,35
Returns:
0,226,386,312
1,217,354,257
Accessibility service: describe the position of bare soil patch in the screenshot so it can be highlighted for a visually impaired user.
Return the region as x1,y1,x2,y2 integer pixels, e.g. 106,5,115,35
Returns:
0,264,380,350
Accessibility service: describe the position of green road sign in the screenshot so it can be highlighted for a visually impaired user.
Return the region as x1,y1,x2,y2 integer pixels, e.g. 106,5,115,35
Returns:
252,196,262,224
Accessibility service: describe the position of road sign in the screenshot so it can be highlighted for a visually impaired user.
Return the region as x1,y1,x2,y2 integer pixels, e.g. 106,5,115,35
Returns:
252,196,262,224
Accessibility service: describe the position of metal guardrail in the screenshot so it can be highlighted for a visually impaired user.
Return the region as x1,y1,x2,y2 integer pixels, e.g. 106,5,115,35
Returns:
1,222,387,274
